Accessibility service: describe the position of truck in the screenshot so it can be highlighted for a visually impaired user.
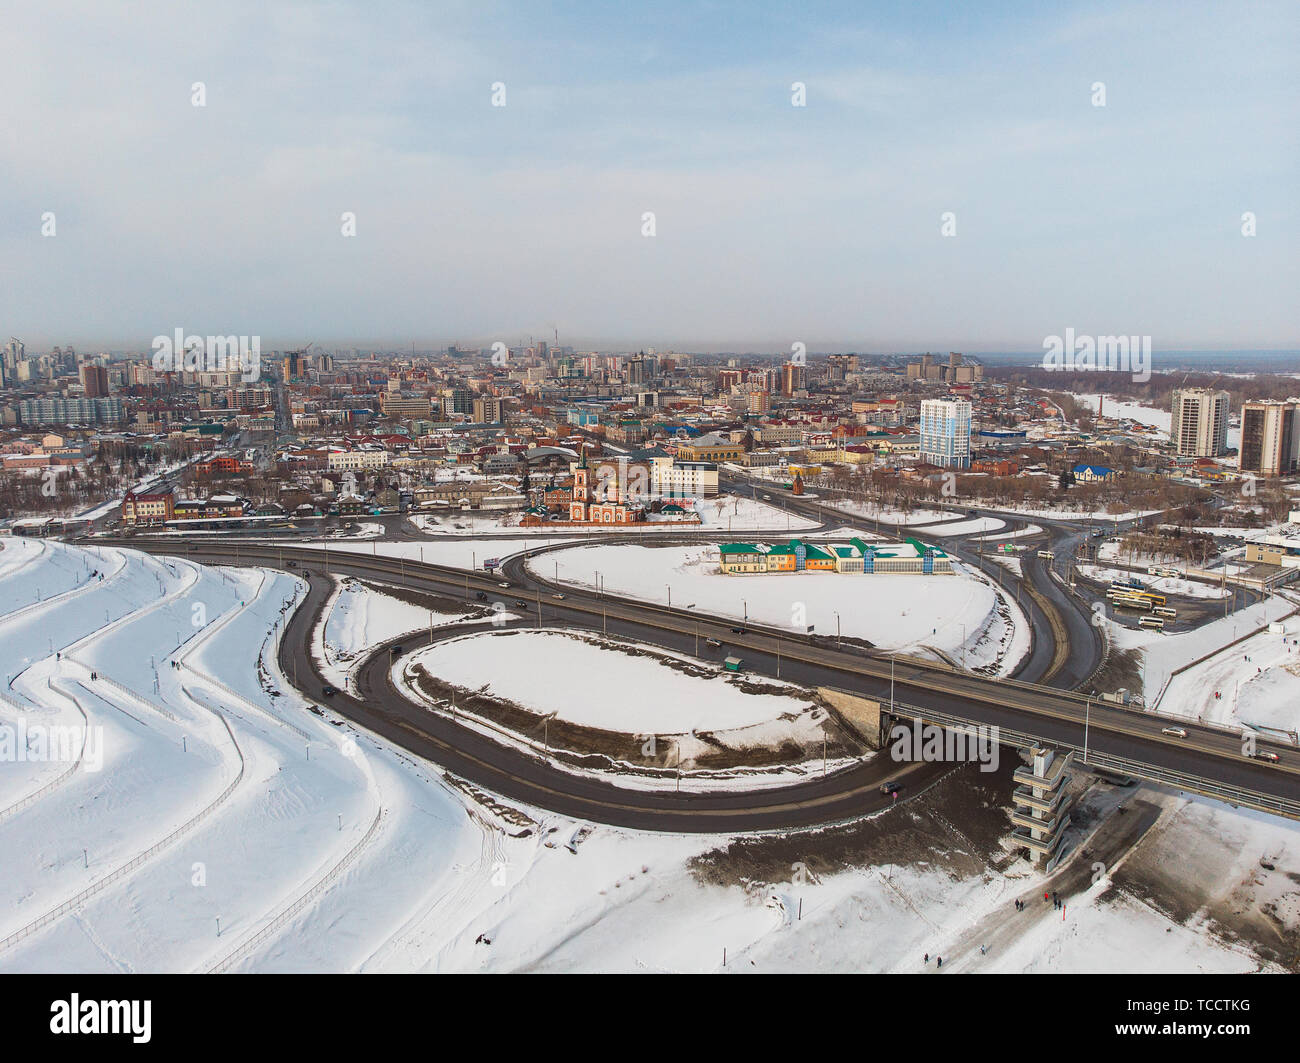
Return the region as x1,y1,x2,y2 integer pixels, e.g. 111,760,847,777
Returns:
723,656,744,673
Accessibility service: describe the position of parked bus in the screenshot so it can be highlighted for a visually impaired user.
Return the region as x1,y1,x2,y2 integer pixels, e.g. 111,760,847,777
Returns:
1037,550,1055,560
1138,616,1165,631
1109,594,1154,611
1154,606,1177,619
1148,566,1179,578
1108,588,1166,608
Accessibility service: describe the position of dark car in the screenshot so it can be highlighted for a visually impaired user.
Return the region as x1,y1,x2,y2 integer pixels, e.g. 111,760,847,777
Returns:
730,626,747,634
879,781,903,796
475,591,489,601
514,599,528,607
285,559,298,567
321,685,339,697
390,645,404,657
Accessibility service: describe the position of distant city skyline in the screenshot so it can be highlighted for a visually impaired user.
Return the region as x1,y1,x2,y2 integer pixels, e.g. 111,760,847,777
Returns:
2,1,1296,351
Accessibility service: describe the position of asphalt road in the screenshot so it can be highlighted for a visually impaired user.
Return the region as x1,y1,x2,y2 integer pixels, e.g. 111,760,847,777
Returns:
100,538,1300,830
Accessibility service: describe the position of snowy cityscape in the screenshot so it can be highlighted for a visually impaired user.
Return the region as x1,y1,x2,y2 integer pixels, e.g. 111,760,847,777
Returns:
0,0,1296,1043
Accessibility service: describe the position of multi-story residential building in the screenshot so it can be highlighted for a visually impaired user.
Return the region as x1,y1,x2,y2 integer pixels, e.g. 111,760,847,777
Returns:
919,398,971,469
380,394,433,419
780,362,806,397
326,447,390,471
121,488,175,525
79,364,110,397
472,395,505,424
1171,387,1229,457
1239,401,1300,476
18,396,125,425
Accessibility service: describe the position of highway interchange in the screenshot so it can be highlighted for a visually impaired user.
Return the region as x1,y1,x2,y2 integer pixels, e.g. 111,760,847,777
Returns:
97,486,1300,830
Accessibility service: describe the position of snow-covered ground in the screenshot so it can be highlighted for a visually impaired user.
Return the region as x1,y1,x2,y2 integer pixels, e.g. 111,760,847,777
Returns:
526,543,1029,673
974,524,1043,542
0,538,1294,972
827,501,956,526
318,578,480,692
1076,564,1230,599
409,493,815,535
1156,611,1300,736
406,630,819,735
0,540,491,972
1110,595,1296,709
921,517,1006,537
687,495,818,531
305,537,568,571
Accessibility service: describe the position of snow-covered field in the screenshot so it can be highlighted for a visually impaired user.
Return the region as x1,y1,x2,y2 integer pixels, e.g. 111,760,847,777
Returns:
921,517,1005,537
974,524,1043,542
827,501,956,526
526,543,1029,673
688,495,818,531
406,630,819,735
409,494,814,535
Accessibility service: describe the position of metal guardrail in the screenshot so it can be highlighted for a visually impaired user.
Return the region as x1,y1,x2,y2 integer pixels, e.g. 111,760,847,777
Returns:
0,711,247,954
207,804,384,974
0,682,91,827
883,699,1300,821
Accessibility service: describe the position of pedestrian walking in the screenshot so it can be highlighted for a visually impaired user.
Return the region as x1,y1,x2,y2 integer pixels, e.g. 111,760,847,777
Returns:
924,953,929,964
936,956,942,968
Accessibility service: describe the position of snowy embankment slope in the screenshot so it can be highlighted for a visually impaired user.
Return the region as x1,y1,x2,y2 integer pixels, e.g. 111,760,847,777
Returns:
1111,594,1297,711
0,542,509,972
317,577,479,692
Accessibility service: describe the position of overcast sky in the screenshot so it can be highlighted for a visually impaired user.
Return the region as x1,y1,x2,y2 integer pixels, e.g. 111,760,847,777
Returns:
1,1,1296,353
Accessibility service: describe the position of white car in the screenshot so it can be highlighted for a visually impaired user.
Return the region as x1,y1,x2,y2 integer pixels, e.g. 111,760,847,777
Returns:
1160,727,1187,738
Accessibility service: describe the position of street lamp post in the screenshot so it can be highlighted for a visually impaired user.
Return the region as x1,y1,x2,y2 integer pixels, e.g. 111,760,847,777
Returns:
1083,698,1091,764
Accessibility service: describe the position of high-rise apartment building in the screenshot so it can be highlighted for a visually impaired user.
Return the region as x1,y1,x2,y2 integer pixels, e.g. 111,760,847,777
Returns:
1171,387,1229,457
780,361,806,396
919,398,972,469
1239,401,1300,476
80,364,111,398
